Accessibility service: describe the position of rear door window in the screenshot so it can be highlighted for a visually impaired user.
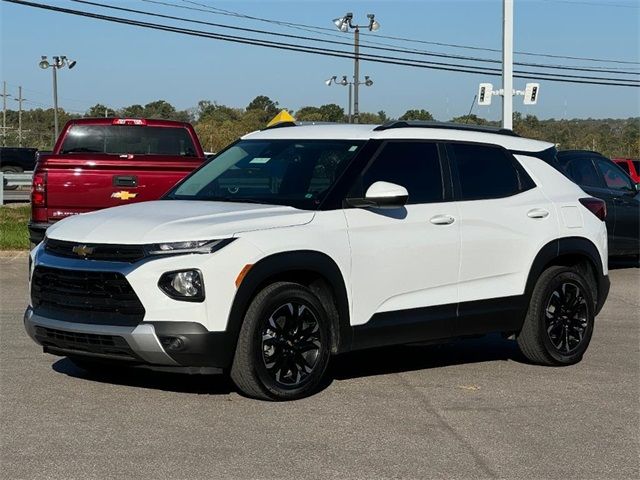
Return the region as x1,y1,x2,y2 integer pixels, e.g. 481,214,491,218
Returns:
449,143,527,200
61,125,197,156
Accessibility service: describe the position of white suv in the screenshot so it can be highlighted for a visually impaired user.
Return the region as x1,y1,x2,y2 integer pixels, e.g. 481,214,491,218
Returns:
25,122,610,400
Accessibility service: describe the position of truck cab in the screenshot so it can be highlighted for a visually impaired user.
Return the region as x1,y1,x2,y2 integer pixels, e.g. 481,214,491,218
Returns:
29,118,205,244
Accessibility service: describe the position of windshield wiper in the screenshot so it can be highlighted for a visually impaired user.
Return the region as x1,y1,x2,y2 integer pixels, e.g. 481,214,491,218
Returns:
208,196,274,205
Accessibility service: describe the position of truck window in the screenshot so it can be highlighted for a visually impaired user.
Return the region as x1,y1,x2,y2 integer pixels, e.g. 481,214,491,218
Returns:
61,125,197,156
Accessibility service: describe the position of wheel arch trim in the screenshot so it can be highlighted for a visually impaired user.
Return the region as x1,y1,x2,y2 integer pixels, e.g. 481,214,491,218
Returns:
225,250,352,359
525,236,608,314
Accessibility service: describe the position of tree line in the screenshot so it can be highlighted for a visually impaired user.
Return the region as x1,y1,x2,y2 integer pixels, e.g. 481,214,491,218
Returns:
1,95,638,158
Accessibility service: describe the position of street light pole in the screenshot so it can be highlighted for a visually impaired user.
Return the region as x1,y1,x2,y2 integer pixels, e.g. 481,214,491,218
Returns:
52,64,59,139
326,75,373,124
502,0,514,130
39,55,77,142
348,83,353,123
353,26,360,123
333,13,379,124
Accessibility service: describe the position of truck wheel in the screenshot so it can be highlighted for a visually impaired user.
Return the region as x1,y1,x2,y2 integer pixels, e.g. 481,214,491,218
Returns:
1,166,22,190
517,265,595,366
230,282,331,401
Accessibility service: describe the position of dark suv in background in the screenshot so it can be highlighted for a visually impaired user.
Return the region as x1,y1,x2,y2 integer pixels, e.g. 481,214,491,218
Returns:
556,150,639,258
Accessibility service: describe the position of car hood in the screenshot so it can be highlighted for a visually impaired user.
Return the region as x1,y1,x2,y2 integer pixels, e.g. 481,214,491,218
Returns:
45,200,315,244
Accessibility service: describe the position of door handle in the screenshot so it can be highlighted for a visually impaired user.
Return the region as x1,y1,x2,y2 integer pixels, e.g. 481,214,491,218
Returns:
113,175,138,187
527,208,549,219
430,214,455,225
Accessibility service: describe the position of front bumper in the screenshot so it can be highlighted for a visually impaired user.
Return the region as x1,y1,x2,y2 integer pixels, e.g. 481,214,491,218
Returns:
24,307,234,370
28,221,53,245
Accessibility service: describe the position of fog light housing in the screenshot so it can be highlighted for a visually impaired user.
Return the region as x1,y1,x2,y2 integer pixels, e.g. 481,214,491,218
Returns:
159,336,186,351
158,269,205,302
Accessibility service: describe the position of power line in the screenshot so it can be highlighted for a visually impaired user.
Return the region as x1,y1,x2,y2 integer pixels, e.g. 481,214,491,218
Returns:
72,0,639,76
540,0,639,9
162,0,640,66
71,0,638,81
5,0,640,88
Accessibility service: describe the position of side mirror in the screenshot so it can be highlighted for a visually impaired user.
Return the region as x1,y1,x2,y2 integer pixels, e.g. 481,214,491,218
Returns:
346,181,409,209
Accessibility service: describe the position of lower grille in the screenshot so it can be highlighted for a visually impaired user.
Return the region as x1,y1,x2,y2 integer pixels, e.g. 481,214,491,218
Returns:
31,266,145,326
35,326,138,360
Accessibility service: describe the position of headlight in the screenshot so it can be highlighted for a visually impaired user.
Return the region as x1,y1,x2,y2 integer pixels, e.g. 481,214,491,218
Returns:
158,269,205,302
146,238,235,256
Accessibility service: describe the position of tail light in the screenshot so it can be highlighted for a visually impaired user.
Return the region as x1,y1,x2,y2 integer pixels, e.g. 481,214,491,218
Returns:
31,171,47,207
579,197,606,221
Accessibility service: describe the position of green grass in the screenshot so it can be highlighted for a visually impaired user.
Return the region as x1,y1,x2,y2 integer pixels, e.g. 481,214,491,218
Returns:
0,205,30,250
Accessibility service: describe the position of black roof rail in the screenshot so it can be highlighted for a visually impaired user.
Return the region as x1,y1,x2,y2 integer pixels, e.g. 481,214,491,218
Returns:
373,121,520,137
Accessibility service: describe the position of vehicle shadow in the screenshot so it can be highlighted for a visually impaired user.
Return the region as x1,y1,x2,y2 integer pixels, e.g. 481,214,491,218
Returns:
52,357,234,395
329,333,527,381
52,333,526,396
609,256,640,270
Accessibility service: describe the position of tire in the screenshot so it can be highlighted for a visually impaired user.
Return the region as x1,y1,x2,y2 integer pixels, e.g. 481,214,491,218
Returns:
517,265,595,366
230,282,331,401
2,166,22,190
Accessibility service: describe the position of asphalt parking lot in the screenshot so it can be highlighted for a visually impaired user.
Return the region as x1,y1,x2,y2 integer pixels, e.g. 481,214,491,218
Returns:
1,252,638,480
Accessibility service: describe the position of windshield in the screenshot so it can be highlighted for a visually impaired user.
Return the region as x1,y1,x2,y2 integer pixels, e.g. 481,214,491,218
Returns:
61,125,197,156
166,139,364,209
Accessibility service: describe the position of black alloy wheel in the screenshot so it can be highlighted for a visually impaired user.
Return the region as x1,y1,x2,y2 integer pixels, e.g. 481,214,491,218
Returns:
260,301,322,387
544,281,589,354
517,265,595,366
230,282,331,400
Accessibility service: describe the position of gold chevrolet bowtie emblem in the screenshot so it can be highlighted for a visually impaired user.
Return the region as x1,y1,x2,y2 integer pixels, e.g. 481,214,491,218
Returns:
72,245,94,257
111,191,138,200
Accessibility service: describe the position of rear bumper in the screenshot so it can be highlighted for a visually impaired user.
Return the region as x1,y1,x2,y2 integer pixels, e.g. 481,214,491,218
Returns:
596,274,610,316
28,221,53,245
24,307,234,370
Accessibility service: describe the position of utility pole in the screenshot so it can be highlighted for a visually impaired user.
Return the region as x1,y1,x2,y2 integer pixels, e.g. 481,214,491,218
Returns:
17,87,24,147
1,81,8,147
502,0,514,129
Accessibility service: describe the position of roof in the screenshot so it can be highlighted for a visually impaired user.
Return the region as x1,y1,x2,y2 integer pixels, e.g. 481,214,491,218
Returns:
242,123,553,153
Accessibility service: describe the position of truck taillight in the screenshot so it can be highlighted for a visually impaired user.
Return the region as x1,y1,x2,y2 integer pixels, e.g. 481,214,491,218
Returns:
579,197,606,221
113,118,147,126
32,171,47,207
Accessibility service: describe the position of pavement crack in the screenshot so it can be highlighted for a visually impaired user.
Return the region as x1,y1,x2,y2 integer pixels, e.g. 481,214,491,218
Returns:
393,372,499,480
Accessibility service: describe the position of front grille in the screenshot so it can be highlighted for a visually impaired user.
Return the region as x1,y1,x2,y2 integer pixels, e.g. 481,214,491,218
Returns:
35,326,138,360
31,266,145,326
45,238,146,263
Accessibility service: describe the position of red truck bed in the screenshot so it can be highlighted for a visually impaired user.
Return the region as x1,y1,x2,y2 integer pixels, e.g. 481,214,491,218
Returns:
29,118,206,244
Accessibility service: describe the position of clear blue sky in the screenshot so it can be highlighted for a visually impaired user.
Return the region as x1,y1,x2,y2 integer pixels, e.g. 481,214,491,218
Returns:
1,0,639,120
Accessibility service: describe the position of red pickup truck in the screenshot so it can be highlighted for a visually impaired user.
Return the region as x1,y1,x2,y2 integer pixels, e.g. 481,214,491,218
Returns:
29,118,205,244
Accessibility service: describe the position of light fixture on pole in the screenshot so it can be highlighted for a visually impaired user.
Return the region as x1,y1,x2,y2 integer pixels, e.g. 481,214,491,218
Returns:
39,55,77,141
332,12,380,124
326,75,374,124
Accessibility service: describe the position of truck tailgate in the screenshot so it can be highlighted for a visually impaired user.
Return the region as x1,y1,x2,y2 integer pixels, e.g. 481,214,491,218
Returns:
44,156,202,221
